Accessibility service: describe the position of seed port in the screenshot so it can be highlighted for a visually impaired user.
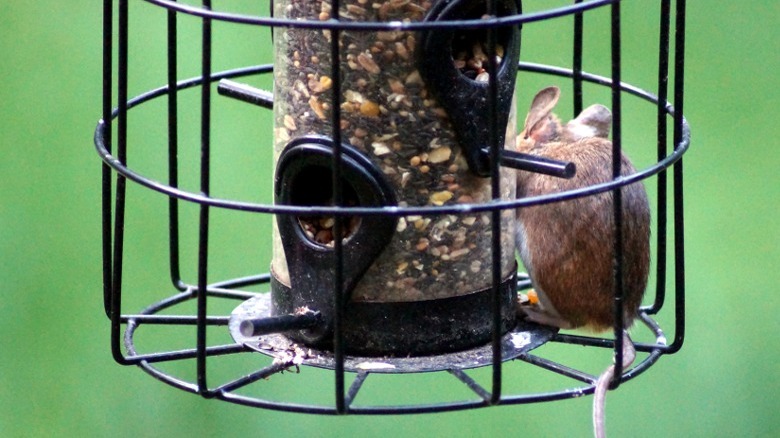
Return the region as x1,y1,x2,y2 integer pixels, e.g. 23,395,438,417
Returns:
96,0,689,415
450,1,516,83
418,0,523,177
289,165,362,248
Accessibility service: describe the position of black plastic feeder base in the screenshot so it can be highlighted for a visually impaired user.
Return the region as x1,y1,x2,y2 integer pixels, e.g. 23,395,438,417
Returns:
272,272,519,357
229,274,558,372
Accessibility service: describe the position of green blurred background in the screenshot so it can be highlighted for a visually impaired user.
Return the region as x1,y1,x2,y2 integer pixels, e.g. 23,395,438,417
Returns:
1,1,778,436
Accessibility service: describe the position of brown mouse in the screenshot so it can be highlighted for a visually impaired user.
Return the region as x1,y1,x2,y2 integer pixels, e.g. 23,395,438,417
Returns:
514,86,651,437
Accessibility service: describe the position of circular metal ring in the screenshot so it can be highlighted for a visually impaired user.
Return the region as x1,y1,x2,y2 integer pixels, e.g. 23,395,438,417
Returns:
94,62,690,217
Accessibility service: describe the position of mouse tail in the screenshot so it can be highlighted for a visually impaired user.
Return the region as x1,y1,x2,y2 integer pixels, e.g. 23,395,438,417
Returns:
593,331,636,438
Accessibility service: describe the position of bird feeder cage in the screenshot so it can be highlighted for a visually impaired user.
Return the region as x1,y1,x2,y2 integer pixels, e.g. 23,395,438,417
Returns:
95,0,689,413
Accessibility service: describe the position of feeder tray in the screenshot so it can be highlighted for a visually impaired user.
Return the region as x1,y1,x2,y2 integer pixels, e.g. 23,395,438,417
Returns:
95,0,689,414
228,290,556,374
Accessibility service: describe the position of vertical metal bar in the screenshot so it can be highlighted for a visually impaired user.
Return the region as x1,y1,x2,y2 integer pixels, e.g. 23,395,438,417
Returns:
669,0,686,353
486,0,502,405
196,0,212,396
572,0,584,116
101,0,114,318
167,2,185,291
609,0,625,388
650,0,671,314
329,0,346,414
111,0,130,365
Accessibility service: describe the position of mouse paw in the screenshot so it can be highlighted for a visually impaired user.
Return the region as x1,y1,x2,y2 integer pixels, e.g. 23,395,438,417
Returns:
517,291,574,329
521,307,574,329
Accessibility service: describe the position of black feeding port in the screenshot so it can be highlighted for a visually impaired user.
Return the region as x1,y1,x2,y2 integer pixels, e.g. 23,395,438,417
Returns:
419,0,522,177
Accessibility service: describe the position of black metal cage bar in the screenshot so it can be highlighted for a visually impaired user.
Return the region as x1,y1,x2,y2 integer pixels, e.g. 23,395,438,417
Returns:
96,0,689,414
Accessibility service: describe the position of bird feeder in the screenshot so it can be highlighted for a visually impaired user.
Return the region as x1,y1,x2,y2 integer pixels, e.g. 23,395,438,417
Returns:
265,0,528,356
95,0,689,414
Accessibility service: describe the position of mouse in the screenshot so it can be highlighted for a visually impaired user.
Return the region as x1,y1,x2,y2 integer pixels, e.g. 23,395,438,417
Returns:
514,86,651,437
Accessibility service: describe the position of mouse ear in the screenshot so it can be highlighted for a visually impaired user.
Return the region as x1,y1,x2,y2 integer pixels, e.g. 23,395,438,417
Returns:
523,86,561,139
566,104,612,140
